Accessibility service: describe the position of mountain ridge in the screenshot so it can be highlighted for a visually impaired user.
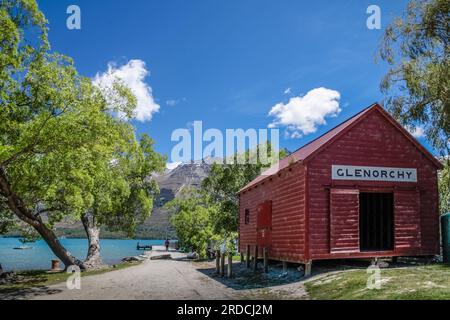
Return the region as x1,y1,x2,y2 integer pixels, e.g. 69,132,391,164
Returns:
52,161,212,239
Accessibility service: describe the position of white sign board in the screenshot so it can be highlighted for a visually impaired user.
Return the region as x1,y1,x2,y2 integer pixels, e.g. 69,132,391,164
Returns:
332,165,417,183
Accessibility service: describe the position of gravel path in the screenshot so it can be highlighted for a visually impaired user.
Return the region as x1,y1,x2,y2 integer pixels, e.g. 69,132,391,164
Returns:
5,247,308,300
30,248,236,300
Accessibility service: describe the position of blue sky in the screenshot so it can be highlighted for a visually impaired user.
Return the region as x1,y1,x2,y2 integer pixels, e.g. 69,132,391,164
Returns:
37,0,430,163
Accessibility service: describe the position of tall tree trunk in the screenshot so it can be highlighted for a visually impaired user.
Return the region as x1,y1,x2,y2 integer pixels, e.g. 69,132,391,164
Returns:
33,221,85,269
81,212,103,269
0,168,85,270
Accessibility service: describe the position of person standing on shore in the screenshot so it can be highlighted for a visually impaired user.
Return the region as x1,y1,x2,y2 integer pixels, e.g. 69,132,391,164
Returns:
165,239,170,251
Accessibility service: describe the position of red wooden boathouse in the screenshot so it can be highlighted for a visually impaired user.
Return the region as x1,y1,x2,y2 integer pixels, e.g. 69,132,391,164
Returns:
238,103,442,274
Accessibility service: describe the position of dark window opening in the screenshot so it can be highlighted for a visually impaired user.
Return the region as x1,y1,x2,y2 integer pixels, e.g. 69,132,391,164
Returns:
360,192,394,251
244,209,250,225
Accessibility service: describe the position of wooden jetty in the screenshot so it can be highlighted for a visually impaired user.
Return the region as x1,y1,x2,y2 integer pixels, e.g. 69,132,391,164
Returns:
136,243,153,251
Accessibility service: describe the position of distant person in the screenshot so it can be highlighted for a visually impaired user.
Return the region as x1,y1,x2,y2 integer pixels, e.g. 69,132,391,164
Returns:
165,239,170,251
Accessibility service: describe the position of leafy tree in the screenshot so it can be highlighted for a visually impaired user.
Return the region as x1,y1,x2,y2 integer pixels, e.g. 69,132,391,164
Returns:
81,134,165,268
379,0,449,215
439,162,450,215
0,0,164,269
1,201,39,242
380,0,449,155
0,206,16,234
168,188,217,257
201,162,261,248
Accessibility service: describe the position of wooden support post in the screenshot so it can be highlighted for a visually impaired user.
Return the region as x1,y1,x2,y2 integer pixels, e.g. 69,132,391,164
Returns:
240,252,244,263
246,245,250,268
227,253,233,278
371,257,378,266
304,261,312,277
263,247,268,273
392,256,398,264
215,250,220,274
220,252,225,277
282,261,287,273
253,245,258,272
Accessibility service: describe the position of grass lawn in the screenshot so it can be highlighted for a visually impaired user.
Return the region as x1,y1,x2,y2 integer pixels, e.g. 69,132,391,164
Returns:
305,264,450,300
0,262,140,295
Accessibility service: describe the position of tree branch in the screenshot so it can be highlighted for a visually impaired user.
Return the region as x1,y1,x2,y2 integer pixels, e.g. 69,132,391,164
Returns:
0,167,38,226
1,108,67,167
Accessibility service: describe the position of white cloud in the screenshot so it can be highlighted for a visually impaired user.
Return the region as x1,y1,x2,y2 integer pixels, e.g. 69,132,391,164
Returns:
93,59,160,122
166,99,179,107
166,98,186,107
408,125,425,138
268,87,341,138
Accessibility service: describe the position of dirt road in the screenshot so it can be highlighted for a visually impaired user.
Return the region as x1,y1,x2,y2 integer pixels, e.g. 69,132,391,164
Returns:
0,247,308,300
25,248,307,300
30,250,232,300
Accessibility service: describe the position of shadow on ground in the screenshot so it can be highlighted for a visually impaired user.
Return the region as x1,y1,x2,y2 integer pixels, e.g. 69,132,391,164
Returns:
0,286,63,300
0,269,71,300
195,257,428,291
197,261,304,291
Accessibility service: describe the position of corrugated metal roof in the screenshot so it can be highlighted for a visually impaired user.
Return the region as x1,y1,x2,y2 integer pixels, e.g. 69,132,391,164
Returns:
239,103,442,193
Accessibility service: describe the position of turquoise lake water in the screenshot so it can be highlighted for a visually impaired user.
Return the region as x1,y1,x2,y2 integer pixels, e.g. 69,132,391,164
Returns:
0,238,165,271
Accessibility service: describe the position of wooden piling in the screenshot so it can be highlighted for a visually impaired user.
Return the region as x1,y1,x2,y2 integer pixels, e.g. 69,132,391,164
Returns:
304,261,312,277
370,258,378,269
282,261,287,273
246,245,250,268
220,252,225,277
240,252,244,263
215,250,220,274
263,247,268,273
227,253,233,278
253,245,258,272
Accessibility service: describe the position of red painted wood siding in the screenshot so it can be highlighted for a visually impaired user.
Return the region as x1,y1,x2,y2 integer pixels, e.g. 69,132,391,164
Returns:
330,189,360,253
307,110,440,259
239,163,306,262
394,190,421,253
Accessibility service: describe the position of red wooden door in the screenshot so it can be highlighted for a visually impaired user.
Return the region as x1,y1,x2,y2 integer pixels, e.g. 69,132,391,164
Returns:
330,189,360,253
394,190,421,251
257,201,272,247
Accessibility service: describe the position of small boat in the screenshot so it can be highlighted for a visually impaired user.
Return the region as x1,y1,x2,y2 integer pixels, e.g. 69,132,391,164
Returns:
136,242,152,251
13,246,33,250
